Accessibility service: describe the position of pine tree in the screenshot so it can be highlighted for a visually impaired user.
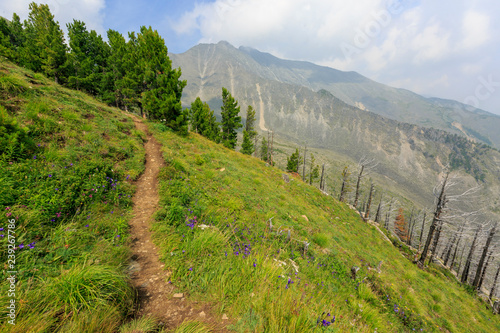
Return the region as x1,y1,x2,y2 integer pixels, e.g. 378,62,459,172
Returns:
0,17,12,59
241,130,254,155
189,97,204,133
137,26,187,133
20,3,67,83
66,20,109,95
220,87,242,149
190,97,220,141
245,105,257,139
286,148,300,173
260,136,268,162
241,105,256,154
309,153,320,184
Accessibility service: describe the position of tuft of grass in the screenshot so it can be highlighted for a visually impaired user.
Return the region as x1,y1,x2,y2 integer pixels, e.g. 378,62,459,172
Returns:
31,264,133,314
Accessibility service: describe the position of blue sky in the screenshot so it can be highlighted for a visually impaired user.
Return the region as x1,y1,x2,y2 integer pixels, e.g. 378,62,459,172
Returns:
1,0,499,115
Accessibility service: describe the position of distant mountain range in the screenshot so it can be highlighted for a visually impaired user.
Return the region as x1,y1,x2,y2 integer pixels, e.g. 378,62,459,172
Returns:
170,41,500,217
172,41,500,149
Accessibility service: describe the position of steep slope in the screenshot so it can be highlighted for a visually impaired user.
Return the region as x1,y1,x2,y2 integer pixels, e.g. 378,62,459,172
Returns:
149,125,500,332
170,41,500,215
171,41,500,149
0,61,145,330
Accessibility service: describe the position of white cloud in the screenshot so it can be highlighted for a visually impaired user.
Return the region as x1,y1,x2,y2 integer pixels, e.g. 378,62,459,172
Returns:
0,0,106,35
460,11,490,50
171,0,500,113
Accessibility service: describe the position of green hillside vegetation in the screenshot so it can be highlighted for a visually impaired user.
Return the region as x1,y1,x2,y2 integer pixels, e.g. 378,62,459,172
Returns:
1,51,499,332
0,60,145,331
149,124,500,332
1,4,500,332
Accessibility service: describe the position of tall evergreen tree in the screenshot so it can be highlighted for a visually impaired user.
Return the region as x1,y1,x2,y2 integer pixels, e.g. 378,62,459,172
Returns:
66,20,109,95
189,97,204,134
286,148,300,173
260,136,268,162
241,130,254,155
190,97,220,141
0,17,12,59
136,26,187,133
245,105,257,139
220,87,242,149
309,153,320,184
102,29,137,109
241,105,257,155
21,3,67,83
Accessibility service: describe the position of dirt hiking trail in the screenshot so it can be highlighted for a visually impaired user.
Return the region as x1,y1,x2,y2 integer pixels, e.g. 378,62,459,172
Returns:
127,115,230,331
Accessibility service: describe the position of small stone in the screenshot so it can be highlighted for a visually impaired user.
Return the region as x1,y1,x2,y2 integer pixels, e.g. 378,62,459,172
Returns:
173,293,184,298
222,314,228,320
199,311,206,318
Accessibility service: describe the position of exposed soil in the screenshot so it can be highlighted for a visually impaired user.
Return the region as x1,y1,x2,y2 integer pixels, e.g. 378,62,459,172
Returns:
127,115,230,331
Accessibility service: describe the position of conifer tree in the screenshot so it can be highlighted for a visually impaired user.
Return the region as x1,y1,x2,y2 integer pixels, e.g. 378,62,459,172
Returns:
241,105,257,155
241,130,254,155
137,26,187,134
220,87,242,149
286,148,300,173
309,153,320,184
245,105,257,140
190,97,220,141
0,18,12,59
21,3,67,83
66,20,109,95
189,97,204,134
260,136,268,161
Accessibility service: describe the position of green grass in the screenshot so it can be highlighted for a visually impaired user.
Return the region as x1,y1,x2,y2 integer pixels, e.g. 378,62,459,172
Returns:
149,125,500,332
0,61,145,331
1,59,499,332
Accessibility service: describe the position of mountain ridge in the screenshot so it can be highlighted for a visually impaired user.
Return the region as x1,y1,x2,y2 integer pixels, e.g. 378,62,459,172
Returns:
172,41,500,149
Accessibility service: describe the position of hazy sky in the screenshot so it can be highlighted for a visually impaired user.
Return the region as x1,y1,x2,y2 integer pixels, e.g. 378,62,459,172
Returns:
1,0,499,115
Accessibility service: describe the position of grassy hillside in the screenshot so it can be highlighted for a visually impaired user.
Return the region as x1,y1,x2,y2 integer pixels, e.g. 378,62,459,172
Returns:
1,59,500,333
0,61,145,331
149,125,500,332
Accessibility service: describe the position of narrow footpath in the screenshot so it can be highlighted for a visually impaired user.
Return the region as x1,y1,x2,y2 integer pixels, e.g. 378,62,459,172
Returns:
127,115,228,331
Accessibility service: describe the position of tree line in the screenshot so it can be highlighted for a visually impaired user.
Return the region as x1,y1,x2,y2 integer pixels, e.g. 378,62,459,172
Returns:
0,3,266,155
1,3,187,131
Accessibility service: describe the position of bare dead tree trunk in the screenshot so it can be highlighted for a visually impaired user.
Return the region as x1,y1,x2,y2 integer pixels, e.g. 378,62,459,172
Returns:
270,130,274,165
385,198,393,230
461,225,481,284
339,166,350,202
473,222,497,289
449,225,464,270
353,165,364,208
418,212,427,252
407,208,417,246
418,172,449,267
490,264,500,300
254,135,258,157
429,214,445,263
444,221,465,267
374,196,383,223
266,131,270,163
364,183,375,222
478,249,494,291
457,245,466,276
302,145,307,182
319,164,325,191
